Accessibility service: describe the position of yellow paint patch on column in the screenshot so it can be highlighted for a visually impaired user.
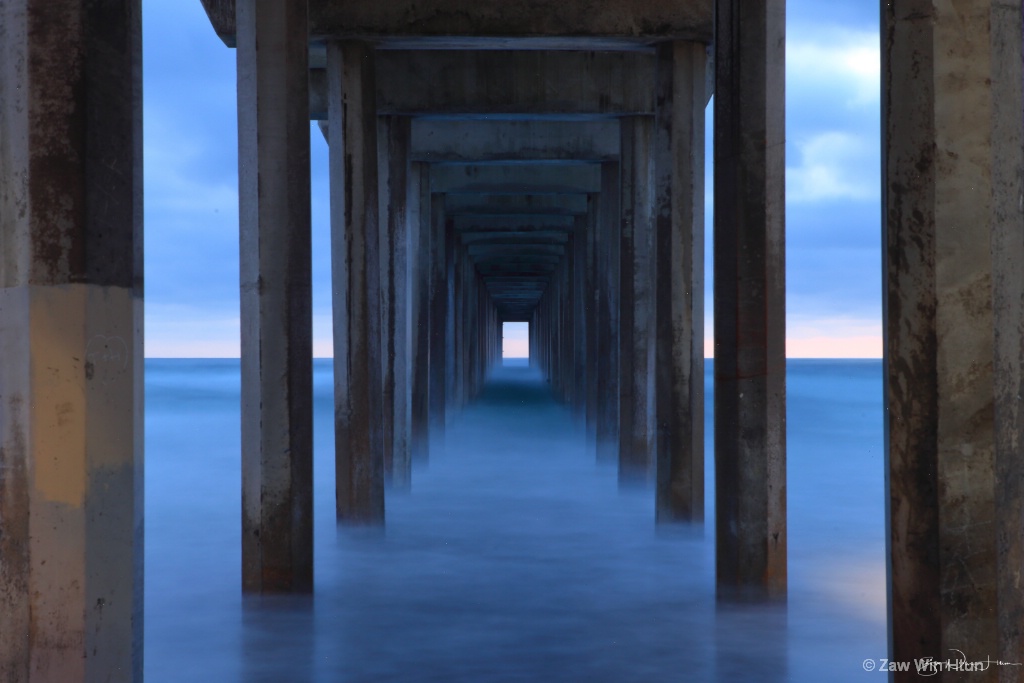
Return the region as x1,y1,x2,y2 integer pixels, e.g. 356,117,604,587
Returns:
26,284,136,505
29,285,88,508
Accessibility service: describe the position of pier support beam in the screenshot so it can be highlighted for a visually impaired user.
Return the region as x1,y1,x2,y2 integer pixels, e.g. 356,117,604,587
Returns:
713,0,787,600
237,0,313,592
410,163,431,463
883,0,1024,671
585,196,600,443
378,116,412,489
330,41,384,524
654,42,706,522
619,116,656,483
572,215,587,422
428,193,449,438
0,0,143,675
595,162,622,463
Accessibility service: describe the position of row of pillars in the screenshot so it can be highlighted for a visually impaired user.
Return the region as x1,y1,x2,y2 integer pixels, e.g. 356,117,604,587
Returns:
3,0,1024,679
239,4,784,605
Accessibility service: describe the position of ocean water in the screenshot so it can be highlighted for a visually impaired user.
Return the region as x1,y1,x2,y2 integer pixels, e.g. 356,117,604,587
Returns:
145,359,885,682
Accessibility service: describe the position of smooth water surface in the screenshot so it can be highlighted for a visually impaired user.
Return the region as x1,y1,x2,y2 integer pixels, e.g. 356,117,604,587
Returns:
145,359,885,682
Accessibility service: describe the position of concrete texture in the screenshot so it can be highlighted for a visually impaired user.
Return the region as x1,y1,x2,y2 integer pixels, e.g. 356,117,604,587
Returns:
430,163,602,195
883,0,1024,675
0,0,143,677
595,163,621,463
410,120,620,163
237,0,314,594
372,51,656,116
330,41,385,524
199,0,712,46
713,0,787,601
428,193,449,436
654,42,706,523
618,117,656,484
309,0,711,42
410,163,431,463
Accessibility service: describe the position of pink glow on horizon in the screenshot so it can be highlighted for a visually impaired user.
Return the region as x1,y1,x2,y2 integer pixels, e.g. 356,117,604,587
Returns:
703,335,882,359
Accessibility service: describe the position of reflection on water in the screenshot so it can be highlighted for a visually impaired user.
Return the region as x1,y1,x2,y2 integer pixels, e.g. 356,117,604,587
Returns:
145,359,885,682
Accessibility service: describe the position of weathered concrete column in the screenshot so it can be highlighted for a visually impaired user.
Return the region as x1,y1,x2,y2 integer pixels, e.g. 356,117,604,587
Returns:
713,0,786,600
654,41,706,523
883,0,1024,672
562,251,575,406
0,0,143,676
378,116,412,490
444,214,457,421
595,163,622,462
619,117,656,483
585,196,600,443
428,193,448,437
410,163,431,463
329,41,384,524
573,217,588,422
237,0,313,592
451,240,465,410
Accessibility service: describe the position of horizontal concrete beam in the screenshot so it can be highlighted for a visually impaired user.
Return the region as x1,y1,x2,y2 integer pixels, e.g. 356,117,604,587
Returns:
467,245,566,257
308,0,711,41
459,231,571,245
411,120,620,162
471,256,563,268
376,51,654,115
430,163,601,194
445,193,589,216
453,215,576,232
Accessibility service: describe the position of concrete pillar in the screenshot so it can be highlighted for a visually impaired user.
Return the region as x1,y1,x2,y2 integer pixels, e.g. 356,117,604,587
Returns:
378,116,412,490
573,216,588,422
562,252,574,406
410,164,431,462
883,0,1024,671
585,196,600,444
0,0,143,676
428,193,448,437
444,214,457,421
654,41,706,522
619,117,656,483
237,0,313,592
595,163,622,462
713,0,787,600
329,41,384,524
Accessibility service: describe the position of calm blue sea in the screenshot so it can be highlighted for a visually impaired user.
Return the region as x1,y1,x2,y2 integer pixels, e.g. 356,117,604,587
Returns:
144,359,885,682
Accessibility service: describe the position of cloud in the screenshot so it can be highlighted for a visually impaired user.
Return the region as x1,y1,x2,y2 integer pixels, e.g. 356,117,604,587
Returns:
787,27,880,109
144,109,239,218
787,132,879,204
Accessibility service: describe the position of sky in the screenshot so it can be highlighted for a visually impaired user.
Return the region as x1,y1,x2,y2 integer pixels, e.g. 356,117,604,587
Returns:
142,0,881,359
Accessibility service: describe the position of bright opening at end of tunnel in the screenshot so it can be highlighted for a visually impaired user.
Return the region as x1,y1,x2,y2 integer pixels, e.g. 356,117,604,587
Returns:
502,321,529,362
